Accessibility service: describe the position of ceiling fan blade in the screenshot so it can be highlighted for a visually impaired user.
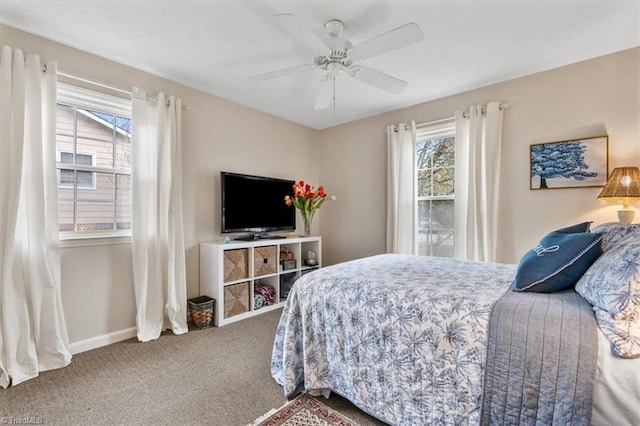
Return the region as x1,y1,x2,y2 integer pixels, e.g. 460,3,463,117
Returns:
348,65,407,94
350,23,424,61
273,13,328,52
314,76,333,110
247,64,313,82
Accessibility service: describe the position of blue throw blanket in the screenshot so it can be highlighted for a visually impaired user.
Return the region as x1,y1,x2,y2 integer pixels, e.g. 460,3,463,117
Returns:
480,288,598,425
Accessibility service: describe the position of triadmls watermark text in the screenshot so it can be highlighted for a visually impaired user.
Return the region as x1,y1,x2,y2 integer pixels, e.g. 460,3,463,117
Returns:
0,416,44,425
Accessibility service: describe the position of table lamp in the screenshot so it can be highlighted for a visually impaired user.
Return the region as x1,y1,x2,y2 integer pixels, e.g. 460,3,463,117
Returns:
597,166,640,223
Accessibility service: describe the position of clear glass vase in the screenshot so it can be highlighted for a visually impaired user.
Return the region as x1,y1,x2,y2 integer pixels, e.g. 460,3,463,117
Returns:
301,209,316,236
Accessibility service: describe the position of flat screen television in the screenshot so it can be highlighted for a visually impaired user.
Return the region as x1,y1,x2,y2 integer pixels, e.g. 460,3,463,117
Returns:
221,171,295,240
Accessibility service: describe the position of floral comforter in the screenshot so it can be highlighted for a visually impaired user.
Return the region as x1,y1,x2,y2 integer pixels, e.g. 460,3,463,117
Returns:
271,254,516,425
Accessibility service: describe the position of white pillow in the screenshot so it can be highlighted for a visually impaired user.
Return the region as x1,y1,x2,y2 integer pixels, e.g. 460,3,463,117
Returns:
591,222,640,251
576,232,640,358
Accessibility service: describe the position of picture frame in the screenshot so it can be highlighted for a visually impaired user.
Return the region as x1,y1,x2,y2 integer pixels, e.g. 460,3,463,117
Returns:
530,135,608,190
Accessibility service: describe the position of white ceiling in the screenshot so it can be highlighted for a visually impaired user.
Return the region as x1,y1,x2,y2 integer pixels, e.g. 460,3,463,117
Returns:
1,1,639,130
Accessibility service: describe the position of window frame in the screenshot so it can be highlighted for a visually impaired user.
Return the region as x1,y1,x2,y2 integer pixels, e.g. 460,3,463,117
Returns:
415,119,456,257
56,82,132,242
57,149,97,190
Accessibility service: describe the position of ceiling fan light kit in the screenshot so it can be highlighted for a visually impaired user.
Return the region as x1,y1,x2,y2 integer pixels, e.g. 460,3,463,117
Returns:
249,15,424,113
324,19,345,38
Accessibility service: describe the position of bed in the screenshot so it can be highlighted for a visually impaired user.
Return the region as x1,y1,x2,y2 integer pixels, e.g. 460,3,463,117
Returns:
271,223,640,425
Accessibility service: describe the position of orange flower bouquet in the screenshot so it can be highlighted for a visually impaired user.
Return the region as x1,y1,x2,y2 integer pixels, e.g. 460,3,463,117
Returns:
284,180,335,236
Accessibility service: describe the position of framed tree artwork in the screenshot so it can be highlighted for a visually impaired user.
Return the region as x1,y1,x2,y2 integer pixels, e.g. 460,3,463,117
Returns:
530,135,608,189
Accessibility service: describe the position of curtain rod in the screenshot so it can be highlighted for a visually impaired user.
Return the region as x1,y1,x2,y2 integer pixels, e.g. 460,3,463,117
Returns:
392,102,509,132
461,102,509,118
41,65,189,110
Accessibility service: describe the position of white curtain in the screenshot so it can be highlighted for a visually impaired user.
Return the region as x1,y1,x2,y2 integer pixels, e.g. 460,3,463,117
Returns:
0,46,72,387
454,102,504,262
386,121,417,254
131,87,187,342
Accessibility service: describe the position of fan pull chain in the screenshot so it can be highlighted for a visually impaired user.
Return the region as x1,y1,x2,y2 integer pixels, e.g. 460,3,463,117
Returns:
332,78,336,119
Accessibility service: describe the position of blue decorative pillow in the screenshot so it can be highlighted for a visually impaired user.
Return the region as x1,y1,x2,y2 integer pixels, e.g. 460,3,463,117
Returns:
513,222,604,293
556,221,593,234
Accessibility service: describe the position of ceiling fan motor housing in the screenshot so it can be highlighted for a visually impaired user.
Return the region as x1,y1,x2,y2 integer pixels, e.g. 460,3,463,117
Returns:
314,50,353,77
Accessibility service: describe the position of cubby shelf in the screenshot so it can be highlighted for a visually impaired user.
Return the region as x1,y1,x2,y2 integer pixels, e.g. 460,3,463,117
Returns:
199,236,321,326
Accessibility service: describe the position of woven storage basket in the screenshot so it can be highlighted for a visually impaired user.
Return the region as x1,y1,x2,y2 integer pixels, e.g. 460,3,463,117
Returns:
254,245,277,277
223,248,248,282
223,282,250,318
188,296,215,329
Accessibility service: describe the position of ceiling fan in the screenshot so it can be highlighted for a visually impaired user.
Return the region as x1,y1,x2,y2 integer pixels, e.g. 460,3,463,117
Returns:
248,14,424,111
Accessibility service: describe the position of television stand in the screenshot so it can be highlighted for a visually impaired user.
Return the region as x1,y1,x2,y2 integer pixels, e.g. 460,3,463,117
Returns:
200,236,322,326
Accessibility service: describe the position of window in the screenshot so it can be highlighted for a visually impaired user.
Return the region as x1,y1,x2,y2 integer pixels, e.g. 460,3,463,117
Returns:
416,120,455,257
58,151,96,188
56,83,132,236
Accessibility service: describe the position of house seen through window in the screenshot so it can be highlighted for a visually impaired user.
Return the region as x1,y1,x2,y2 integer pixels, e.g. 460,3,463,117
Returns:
58,151,95,188
416,120,455,257
56,85,132,235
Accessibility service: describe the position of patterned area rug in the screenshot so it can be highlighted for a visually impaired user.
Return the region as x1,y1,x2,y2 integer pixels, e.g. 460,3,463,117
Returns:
249,394,360,426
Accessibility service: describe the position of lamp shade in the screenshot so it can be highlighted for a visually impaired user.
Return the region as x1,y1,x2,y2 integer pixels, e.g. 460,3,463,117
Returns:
598,166,640,223
597,166,640,200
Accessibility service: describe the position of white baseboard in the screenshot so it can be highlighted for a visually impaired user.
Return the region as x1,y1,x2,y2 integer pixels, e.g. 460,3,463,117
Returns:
69,327,137,354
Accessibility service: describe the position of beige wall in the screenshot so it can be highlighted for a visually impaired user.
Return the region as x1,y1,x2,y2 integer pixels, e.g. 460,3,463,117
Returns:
3,23,639,347
1,24,319,344
319,47,640,266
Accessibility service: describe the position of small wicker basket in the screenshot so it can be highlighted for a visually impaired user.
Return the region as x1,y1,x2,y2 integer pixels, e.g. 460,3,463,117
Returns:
188,296,215,329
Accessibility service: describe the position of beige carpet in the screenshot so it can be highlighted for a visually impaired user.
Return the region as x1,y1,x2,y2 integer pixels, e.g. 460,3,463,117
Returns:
0,308,385,426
